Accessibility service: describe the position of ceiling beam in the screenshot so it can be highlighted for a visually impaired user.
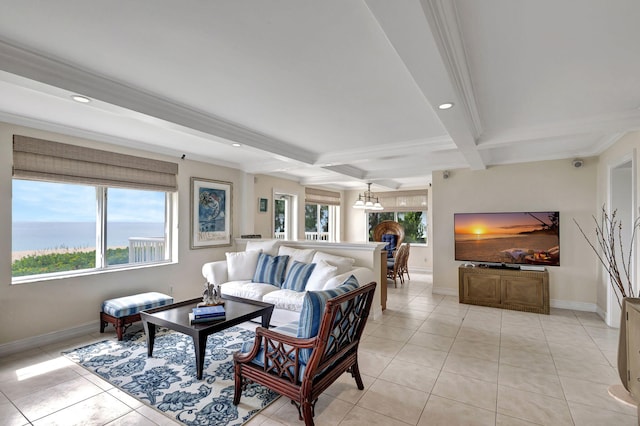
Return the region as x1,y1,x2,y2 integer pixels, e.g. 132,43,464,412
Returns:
315,135,455,166
365,0,485,171
0,38,317,165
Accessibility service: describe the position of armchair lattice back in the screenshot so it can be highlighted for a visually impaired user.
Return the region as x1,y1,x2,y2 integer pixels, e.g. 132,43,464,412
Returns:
233,281,377,425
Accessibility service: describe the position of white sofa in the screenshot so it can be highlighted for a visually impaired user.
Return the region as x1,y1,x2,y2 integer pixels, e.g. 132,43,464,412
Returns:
201,240,374,325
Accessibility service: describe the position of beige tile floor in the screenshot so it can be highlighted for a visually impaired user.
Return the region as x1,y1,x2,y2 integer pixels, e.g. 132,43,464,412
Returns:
0,273,637,425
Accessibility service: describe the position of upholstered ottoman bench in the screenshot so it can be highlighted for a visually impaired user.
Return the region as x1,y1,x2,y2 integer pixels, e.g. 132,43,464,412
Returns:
100,292,174,340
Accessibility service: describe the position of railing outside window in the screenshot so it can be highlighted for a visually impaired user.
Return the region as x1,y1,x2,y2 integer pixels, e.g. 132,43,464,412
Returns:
304,232,329,241
129,237,165,263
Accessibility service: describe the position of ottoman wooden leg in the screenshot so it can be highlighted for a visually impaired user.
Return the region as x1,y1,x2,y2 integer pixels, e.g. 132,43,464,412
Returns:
116,318,125,341
100,312,107,334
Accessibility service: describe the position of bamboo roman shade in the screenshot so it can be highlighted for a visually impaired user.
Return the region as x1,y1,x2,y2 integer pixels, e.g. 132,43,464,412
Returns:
305,187,341,206
377,190,427,212
13,135,178,191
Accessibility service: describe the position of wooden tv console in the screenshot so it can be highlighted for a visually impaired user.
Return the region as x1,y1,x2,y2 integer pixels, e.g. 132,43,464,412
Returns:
458,265,549,314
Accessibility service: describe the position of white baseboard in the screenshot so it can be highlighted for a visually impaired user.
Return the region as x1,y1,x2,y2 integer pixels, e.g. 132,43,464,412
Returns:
596,306,607,321
428,288,599,313
550,299,597,312
0,321,98,357
432,286,457,297
408,267,432,274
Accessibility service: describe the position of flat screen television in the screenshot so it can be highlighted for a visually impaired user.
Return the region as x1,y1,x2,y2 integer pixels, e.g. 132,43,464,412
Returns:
454,211,560,266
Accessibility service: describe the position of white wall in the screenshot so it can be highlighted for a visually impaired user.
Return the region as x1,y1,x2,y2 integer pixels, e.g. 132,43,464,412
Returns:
596,131,640,321
432,159,598,310
0,122,244,345
253,174,306,240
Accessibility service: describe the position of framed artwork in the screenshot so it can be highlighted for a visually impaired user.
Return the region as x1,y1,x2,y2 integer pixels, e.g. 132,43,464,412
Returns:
190,177,232,248
258,197,268,213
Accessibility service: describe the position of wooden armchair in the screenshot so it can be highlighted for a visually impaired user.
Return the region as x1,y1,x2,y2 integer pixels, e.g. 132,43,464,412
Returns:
233,281,377,426
387,243,410,287
373,221,405,259
399,242,411,282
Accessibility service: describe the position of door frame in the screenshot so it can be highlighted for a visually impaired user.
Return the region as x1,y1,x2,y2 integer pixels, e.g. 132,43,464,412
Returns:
606,151,636,326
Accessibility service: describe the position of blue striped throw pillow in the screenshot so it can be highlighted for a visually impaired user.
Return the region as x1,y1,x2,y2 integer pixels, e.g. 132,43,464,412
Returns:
297,275,359,339
282,261,316,292
296,275,359,363
252,253,289,286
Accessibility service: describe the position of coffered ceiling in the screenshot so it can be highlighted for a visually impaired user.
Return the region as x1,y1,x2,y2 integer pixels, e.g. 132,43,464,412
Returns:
1,0,639,191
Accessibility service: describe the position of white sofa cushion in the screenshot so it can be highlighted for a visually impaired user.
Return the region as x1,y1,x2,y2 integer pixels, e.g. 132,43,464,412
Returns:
278,245,315,264
220,280,280,300
245,240,280,256
226,250,261,281
311,252,355,275
263,289,308,312
305,259,338,291
278,246,315,277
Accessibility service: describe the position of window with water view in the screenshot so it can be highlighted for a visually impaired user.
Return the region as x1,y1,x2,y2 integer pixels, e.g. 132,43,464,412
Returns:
12,180,169,280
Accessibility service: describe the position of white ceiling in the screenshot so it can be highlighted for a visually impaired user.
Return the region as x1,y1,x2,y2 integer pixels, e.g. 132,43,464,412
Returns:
1,0,639,191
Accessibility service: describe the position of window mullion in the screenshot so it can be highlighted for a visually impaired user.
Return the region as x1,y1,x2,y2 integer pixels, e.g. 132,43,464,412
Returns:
329,205,336,242
96,187,107,268
164,192,171,261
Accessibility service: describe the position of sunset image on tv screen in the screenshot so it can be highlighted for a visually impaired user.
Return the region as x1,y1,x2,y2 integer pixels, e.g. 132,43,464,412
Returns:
454,211,560,266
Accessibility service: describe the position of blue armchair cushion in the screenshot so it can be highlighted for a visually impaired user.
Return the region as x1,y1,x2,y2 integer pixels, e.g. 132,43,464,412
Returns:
252,253,289,286
382,234,397,258
297,275,359,363
282,261,316,292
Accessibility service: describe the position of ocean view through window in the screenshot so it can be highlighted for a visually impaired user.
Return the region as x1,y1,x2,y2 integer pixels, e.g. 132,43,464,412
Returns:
12,180,171,281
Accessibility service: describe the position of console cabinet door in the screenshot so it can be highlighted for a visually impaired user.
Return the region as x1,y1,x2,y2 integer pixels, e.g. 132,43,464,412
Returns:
462,273,501,304
501,276,544,308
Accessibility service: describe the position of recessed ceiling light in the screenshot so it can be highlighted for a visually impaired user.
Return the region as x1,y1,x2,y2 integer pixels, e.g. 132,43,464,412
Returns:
71,95,91,103
231,143,241,147
438,102,454,110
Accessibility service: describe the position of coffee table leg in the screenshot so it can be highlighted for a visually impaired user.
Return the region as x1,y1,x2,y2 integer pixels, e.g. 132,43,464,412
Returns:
194,334,208,380
143,320,156,357
261,308,274,328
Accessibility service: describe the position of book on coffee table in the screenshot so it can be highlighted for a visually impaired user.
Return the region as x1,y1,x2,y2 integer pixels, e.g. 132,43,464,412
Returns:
192,305,225,319
189,312,226,324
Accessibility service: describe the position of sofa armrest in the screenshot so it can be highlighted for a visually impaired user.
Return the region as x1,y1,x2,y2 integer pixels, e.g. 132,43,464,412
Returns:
201,260,228,284
323,266,374,290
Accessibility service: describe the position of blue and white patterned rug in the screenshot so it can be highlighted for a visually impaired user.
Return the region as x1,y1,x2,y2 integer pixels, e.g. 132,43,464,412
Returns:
63,326,280,426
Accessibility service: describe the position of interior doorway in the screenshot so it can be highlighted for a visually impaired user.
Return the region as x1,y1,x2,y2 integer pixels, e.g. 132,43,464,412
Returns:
273,193,296,240
608,157,635,327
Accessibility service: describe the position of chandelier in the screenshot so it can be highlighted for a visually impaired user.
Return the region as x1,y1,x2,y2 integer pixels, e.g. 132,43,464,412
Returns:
353,183,383,210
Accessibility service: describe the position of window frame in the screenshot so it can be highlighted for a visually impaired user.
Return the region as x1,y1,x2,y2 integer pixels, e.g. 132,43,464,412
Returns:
305,203,339,242
367,210,428,246
11,180,175,284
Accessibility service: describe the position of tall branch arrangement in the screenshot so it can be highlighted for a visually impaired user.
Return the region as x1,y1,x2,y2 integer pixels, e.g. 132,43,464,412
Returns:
574,206,640,306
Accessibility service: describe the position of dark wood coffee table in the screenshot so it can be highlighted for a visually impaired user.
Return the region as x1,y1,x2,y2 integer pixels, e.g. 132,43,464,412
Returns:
140,295,274,379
